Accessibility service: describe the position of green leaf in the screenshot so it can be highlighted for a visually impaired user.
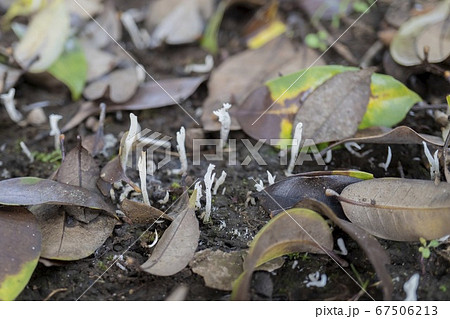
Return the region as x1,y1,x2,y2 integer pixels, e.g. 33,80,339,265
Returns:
201,0,227,54
47,39,87,100
358,73,422,129
0,207,41,300
429,240,440,248
421,247,431,259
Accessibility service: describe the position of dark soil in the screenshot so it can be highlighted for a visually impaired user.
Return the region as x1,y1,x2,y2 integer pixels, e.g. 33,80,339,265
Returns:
1,0,449,301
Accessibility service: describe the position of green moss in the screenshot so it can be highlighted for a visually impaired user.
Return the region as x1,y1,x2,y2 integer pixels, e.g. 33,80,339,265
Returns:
32,149,62,163
170,182,181,189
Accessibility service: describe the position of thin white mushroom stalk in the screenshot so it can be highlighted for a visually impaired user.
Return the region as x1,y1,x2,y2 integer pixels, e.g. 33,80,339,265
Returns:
176,126,188,175
20,141,34,163
122,113,140,172
213,171,227,195
49,114,63,150
1,88,23,123
422,141,440,183
213,103,232,148
194,181,203,209
138,151,151,206
286,122,303,176
203,164,216,223
403,273,420,301
378,146,392,172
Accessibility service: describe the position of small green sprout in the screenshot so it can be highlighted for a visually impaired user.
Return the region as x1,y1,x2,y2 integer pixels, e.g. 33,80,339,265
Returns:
439,285,447,293
170,181,181,189
305,31,328,51
418,237,439,259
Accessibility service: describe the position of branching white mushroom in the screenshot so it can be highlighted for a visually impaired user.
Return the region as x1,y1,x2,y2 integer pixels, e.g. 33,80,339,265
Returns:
423,142,440,183
176,126,188,175
0,88,23,123
138,151,151,206
213,171,227,195
49,114,63,150
203,164,216,223
254,179,264,192
286,122,303,176
267,170,276,185
213,103,232,148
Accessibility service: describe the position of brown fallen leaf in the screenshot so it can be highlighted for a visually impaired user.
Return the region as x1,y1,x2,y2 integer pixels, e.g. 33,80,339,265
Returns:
140,191,200,276
61,76,206,132
82,45,118,82
201,36,324,131
295,199,393,301
83,67,141,103
293,68,373,144
30,204,116,260
319,126,444,156
189,249,284,291
330,178,450,241
121,199,173,224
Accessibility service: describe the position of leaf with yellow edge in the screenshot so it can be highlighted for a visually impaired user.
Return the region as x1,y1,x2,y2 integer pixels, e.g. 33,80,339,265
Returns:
359,73,422,129
236,65,422,147
231,208,333,300
0,207,41,300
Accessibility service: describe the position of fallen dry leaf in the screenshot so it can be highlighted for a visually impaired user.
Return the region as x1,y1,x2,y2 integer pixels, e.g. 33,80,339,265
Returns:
189,249,284,291
332,178,450,241
140,191,200,276
201,36,324,131
293,68,373,144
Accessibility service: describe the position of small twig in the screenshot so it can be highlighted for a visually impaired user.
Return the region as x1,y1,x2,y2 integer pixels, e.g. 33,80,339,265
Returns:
43,288,68,301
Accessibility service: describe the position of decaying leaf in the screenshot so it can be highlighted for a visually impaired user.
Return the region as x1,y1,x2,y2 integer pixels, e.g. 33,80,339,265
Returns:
13,0,70,72
202,36,325,131
295,199,393,301
66,0,103,20
390,0,450,66
0,177,116,216
121,199,173,224
258,170,373,219
0,207,41,301
293,68,373,144
189,249,284,291
232,208,333,300
331,178,450,241
319,126,444,156
61,76,206,132
83,67,141,103
140,191,200,276
29,204,116,260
